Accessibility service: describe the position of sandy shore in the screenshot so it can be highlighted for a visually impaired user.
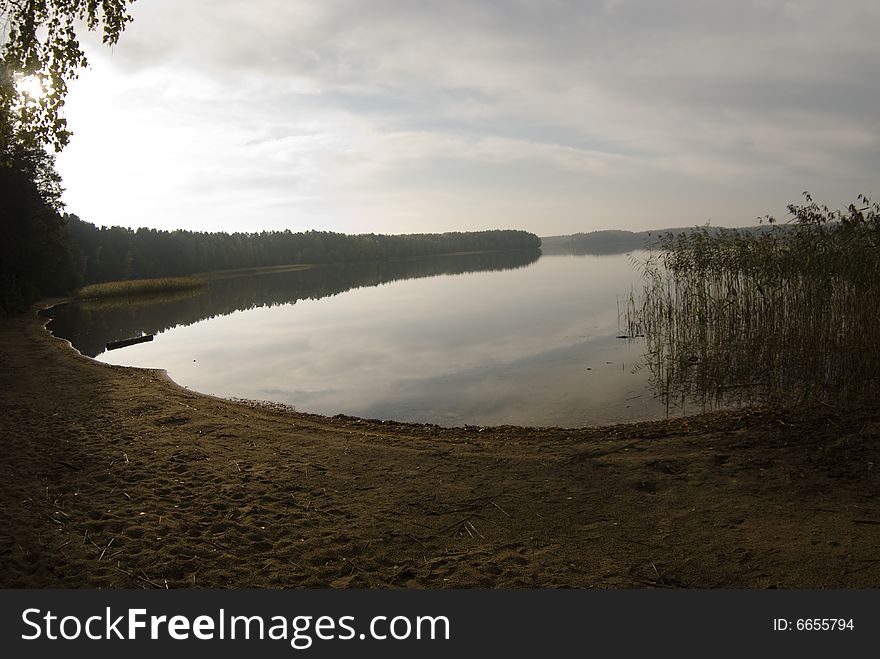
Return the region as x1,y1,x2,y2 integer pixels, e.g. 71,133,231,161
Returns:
1,310,878,588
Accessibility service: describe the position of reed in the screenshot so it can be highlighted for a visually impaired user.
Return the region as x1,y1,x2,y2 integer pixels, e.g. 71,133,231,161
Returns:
76,276,205,300
624,194,880,414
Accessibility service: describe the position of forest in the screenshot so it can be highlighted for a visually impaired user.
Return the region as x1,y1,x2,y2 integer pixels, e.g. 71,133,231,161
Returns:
64,217,540,284
0,121,539,316
0,136,81,315
0,2,541,316
1,182,540,315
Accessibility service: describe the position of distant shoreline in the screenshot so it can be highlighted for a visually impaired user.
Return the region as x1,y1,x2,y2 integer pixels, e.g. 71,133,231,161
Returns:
539,224,781,256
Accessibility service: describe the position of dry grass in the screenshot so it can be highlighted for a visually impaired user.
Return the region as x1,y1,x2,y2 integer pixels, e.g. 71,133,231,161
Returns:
76,276,205,300
624,194,880,414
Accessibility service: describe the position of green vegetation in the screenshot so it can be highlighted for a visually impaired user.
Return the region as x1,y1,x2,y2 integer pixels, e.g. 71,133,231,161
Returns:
48,250,540,357
0,140,78,314
65,218,541,284
0,3,544,317
624,194,880,414
76,276,206,300
541,230,652,254
1,0,137,153
1,0,137,315
541,226,780,256
1,199,540,315
0,5,540,318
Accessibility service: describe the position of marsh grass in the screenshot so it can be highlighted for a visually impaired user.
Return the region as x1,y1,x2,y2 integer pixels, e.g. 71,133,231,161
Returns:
624,195,880,414
78,287,205,311
77,276,205,300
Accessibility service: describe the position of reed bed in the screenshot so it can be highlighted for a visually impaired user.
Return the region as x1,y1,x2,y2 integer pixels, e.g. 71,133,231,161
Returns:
76,276,205,300
624,195,880,414
78,287,205,311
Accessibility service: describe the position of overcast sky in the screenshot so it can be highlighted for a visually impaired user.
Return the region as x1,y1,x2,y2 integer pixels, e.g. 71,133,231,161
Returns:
55,0,880,235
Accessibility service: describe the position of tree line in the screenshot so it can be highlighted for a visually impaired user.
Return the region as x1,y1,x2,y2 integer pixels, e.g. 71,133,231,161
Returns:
540,225,789,256
65,217,541,284
1,1,137,315
0,138,81,314
0,184,540,315
0,5,544,315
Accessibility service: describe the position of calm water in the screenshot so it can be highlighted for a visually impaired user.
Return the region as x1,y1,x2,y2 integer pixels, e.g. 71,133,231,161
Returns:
47,251,678,427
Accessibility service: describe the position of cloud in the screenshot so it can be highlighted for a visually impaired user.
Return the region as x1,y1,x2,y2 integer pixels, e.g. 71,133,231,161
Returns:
57,0,880,233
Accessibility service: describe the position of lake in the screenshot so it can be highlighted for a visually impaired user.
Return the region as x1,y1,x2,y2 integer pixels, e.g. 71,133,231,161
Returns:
46,250,689,427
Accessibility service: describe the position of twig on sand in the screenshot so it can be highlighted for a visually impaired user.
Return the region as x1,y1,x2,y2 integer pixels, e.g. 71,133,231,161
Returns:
113,565,162,589
650,560,666,586
436,496,503,535
139,570,163,588
466,521,484,539
490,500,511,517
209,539,240,556
406,533,427,548
343,557,368,575
439,514,477,534
99,538,115,560
85,532,101,551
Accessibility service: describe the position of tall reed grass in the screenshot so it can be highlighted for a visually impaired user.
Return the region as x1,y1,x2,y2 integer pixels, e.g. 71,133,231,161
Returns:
624,194,880,414
76,276,205,300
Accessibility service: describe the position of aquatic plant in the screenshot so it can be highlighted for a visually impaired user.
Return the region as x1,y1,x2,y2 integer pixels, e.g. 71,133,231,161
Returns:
76,276,205,300
624,194,880,414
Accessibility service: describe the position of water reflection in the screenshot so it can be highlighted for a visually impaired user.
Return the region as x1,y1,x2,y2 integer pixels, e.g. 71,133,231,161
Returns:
47,250,540,358
627,250,880,415
46,250,669,427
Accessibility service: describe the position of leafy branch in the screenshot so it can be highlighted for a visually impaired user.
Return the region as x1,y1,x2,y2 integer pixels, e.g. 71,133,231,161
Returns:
1,0,137,153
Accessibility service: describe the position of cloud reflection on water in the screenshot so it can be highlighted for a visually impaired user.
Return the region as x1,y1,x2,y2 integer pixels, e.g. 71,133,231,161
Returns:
53,251,667,426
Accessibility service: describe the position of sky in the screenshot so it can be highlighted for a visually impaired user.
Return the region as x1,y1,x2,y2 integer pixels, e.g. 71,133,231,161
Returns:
54,0,880,236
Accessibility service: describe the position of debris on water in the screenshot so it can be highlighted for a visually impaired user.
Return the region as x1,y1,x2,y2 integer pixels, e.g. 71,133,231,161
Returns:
106,334,153,351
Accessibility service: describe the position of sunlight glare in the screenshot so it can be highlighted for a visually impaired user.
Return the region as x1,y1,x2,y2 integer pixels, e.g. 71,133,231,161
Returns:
15,74,46,100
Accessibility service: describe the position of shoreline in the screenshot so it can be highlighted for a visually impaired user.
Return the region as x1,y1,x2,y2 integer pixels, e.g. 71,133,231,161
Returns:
36,298,798,438
1,310,879,587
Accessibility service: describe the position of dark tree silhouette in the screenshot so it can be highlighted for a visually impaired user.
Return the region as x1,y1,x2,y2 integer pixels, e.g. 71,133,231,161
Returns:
0,138,78,312
0,2,541,316
65,217,542,285
1,0,137,152
0,1,136,313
